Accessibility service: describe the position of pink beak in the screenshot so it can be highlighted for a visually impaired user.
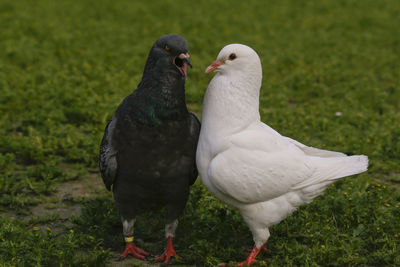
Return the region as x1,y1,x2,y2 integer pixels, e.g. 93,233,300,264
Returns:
205,60,224,73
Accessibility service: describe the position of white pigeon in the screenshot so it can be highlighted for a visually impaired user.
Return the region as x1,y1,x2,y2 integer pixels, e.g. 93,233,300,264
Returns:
196,44,369,266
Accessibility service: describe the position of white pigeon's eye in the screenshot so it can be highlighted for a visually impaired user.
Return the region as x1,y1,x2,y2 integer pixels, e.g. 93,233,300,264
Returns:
229,53,237,60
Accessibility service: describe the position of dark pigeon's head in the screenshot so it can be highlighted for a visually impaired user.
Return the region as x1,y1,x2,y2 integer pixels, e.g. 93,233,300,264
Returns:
145,34,192,79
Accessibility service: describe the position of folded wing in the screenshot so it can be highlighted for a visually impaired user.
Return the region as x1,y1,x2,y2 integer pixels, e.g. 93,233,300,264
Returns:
99,117,118,191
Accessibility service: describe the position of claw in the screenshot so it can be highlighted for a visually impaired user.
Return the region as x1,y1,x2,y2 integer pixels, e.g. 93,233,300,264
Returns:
154,236,181,264
119,241,149,260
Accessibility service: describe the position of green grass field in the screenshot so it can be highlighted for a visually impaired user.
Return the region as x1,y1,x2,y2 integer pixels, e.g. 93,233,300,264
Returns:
1,0,399,266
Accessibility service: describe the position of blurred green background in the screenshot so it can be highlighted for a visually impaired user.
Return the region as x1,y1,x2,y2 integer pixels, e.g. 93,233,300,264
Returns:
1,0,399,266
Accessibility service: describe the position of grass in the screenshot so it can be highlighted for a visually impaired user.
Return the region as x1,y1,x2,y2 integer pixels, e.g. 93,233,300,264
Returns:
1,0,399,265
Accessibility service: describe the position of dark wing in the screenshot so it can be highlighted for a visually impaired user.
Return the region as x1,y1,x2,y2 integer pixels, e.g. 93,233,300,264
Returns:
99,116,118,191
188,112,201,185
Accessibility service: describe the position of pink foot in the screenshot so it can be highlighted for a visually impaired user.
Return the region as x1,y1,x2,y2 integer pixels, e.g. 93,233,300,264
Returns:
154,236,182,264
119,241,149,260
237,245,262,266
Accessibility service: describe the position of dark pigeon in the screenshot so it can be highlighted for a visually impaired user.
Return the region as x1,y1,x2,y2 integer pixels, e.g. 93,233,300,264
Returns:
99,34,200,264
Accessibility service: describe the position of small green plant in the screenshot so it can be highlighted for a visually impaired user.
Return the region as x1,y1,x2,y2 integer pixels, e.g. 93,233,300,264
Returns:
0,217,108,266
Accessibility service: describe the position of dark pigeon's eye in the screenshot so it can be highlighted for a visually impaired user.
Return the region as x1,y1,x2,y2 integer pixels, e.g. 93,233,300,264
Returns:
164,45,171,52
229,53,236,60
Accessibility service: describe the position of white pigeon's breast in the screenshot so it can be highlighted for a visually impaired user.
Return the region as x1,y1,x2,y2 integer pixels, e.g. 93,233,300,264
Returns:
196,127,255,207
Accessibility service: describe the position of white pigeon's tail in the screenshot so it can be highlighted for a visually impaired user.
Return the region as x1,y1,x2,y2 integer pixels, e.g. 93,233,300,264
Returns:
330,155,369,179
292,155,368,199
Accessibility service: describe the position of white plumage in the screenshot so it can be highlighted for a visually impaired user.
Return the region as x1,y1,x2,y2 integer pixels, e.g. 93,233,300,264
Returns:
196,44,368,265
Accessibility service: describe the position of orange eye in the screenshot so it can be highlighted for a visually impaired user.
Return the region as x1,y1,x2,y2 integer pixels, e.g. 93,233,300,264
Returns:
164,45,170,51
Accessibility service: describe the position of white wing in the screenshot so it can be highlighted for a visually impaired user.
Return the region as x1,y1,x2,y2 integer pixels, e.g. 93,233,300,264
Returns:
207,122,313,204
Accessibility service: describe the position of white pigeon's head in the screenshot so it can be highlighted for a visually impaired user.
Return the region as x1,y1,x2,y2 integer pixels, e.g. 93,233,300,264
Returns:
205,44,261,76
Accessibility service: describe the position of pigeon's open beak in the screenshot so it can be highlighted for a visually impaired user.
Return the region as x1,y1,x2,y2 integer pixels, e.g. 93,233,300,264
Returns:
179,53,192,68
175,53,192,77
205,61,224,73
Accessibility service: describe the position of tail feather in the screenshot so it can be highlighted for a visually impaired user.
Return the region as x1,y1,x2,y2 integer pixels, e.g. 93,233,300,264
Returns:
331,155,368,179
293,155,369,191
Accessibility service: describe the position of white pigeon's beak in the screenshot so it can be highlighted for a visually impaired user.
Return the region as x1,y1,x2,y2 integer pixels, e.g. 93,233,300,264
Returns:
205,60,224,73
